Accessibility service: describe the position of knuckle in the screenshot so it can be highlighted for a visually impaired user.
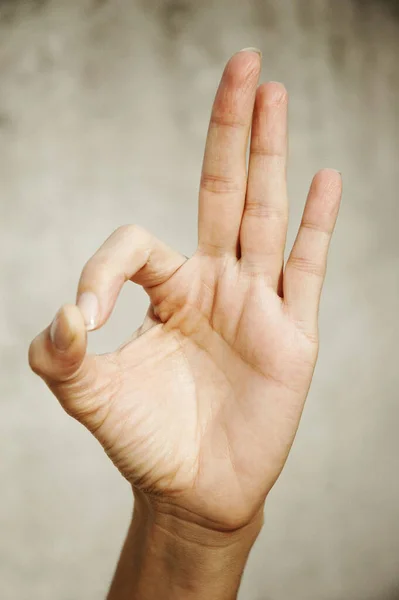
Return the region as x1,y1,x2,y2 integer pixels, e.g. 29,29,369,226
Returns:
301,219,332,236
82,255,109,278
289,255,325,278
197,240,228,257
250,146,284,160
201,173,243,195
113,224,150,247
79,255,111,291
209,113,246,130
115,223,142,238
245,200,286,220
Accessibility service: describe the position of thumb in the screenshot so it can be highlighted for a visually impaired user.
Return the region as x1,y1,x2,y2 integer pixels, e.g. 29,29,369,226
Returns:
28,304,97,417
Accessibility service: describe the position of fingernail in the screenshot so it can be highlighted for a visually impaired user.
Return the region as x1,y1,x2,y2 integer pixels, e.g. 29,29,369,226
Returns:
77,292,99,331
50,310,74,351
239,47,262,57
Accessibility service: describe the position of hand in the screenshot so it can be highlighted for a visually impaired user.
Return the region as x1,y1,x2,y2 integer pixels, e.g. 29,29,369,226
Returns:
29,50,342,534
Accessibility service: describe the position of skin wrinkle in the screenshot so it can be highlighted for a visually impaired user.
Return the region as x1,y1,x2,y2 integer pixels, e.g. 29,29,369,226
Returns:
109,332,199,493
200,172,245,195
172,331,240,499
129,445,182,495
149,262,305,398
300,219,334,235
242,199,286,220
280,296,319,343
152,518,256,552
219,403,248,507
208,114,248,130
152,498,249,536
208,257,229,331
86,356,124,436
230,281,247,351
151,492,265,541
287,255,326,279
197,277,215,320
197,239,236,257
249,143,287,160
167,297,305,400
174,337,201,490
49,350,95,388
111,425,172,494
137,250,185,289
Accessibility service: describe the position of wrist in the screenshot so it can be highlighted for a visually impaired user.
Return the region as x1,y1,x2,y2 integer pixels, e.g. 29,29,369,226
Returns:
121,489,264,600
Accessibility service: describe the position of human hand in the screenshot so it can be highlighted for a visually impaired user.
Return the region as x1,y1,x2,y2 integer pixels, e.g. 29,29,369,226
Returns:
29,50,342,536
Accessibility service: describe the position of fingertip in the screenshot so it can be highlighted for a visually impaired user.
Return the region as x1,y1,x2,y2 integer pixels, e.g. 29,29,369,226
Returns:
225,47,262,84
50,304,85,351
313,168,343,189
239,47,262,57
257,81,288,105
309,169,343,211
29,304,88,385
76,292,100,331
235,48,262,66
50,306,74,351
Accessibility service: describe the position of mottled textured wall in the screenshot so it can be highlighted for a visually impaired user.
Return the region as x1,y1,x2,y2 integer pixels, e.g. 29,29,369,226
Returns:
1,1,398,598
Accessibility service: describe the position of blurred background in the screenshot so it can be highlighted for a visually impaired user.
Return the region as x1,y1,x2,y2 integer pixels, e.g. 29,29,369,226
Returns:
0,0,398,598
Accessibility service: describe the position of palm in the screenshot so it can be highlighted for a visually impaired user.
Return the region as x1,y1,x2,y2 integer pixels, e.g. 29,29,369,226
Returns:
89,253,316,527
30,50,341,530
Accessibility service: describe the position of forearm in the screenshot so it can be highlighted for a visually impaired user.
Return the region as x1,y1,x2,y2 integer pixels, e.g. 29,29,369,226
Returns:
107,490,263,600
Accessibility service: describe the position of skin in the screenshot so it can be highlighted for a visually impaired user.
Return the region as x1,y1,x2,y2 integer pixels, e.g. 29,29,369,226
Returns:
29,49,342,599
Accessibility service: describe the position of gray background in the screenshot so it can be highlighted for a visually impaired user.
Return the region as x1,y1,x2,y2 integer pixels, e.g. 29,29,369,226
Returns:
1,0,398,598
